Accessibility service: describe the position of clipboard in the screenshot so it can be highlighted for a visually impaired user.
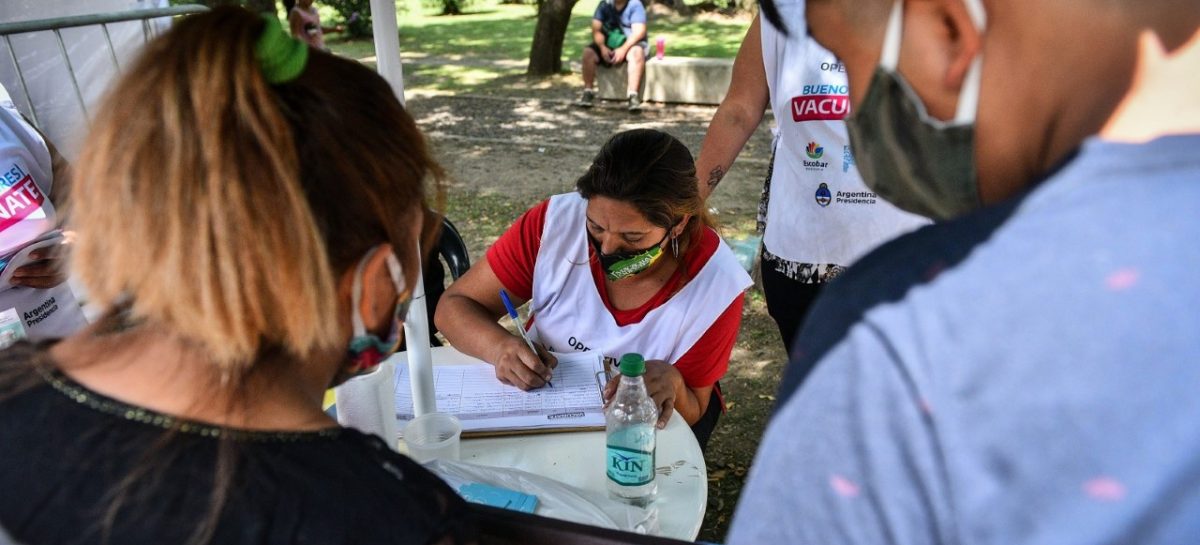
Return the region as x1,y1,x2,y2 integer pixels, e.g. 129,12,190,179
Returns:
395,351,608,436
460,425,605,439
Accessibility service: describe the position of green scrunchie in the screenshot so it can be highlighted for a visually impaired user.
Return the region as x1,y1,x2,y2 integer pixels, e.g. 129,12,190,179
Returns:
255,14,308,84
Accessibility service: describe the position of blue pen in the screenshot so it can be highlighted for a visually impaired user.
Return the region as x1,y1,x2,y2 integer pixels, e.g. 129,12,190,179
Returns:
500,289,553,387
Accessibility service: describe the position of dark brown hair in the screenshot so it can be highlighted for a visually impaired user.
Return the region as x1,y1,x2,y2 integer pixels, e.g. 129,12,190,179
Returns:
576,129,713,258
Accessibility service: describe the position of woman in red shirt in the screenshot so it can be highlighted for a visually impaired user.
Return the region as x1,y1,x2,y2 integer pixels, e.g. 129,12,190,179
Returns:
437,129,751,448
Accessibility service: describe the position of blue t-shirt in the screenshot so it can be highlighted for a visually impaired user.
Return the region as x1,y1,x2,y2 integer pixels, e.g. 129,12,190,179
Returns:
593,0,646,42
728,134,1200,544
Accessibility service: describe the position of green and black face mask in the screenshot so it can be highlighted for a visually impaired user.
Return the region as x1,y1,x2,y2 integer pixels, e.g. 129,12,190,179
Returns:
589,232,668,281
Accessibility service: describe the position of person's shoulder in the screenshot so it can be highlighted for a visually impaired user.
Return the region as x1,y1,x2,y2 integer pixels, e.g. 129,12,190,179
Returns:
774,200,1021,403
538,193,585,222
0,339,41,362
527,197,552,219
262,429,466,514
0,342,52,418
695,225,719,251
684,226,720,272
828,200,1016,305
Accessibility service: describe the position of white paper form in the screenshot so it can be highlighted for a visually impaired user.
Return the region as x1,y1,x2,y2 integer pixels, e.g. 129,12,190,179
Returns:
395,351,606,434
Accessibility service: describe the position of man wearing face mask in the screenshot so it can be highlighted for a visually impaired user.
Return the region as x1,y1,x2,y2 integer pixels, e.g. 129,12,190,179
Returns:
726,0,1200,542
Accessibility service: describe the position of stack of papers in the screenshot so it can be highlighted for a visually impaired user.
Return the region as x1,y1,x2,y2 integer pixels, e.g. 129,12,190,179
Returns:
395,351,607,436
0,229,63,289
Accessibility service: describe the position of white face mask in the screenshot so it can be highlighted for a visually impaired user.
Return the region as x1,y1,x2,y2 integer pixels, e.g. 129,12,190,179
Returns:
844,0,988,220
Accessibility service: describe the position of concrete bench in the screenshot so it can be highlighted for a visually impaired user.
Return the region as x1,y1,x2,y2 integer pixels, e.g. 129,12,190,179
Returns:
596,56,734,105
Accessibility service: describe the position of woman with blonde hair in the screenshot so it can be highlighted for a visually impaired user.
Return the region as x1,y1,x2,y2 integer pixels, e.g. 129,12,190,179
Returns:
0,7,470,544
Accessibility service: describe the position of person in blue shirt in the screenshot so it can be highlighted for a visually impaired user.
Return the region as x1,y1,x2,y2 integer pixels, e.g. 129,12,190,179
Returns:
575,0,648,112
727,0,1200,543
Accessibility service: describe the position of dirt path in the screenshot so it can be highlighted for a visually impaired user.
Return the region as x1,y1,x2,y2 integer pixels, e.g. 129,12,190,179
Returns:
406,92,788,541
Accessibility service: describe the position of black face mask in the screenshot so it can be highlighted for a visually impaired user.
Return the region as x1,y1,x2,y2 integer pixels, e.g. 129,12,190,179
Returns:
588,232,669,281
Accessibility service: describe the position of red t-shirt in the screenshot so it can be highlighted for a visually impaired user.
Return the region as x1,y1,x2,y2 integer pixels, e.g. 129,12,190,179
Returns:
486,200,744,389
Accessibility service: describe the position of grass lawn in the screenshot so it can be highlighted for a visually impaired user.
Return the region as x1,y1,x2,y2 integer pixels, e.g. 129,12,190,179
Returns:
322,0,749,92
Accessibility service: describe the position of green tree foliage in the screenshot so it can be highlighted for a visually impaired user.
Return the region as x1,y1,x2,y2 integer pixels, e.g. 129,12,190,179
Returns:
321,0,373,36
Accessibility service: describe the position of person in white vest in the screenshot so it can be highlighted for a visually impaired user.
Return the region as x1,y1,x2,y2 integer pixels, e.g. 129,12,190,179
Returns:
0,83,87,343
438,129,752,448
694,9,928,361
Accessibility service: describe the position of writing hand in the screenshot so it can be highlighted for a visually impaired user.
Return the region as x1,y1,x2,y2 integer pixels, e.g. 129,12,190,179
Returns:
493,336,557,390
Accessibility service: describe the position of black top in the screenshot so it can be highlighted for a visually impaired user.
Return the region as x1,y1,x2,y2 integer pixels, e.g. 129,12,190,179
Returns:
0,342,472,545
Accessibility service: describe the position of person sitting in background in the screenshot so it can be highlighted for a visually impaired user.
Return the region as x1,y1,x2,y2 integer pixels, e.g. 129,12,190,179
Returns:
436,129,752,450
0,83,87,343
0,8,471,544
285,0,344,51
575,0,649,112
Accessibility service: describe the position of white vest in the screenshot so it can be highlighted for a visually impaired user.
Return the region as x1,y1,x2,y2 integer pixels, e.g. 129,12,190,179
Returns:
760,0,928,266
0,85,87,340
528,193,752,367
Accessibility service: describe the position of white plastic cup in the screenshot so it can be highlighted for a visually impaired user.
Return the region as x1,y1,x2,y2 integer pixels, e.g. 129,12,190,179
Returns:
404,412,462,463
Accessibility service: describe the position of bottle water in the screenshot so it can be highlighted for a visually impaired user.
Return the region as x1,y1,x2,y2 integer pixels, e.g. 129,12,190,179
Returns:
605,353,658,506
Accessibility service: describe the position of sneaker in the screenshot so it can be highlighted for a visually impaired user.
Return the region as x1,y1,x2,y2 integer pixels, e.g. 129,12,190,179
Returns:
575,89,596,108
627,93,642,112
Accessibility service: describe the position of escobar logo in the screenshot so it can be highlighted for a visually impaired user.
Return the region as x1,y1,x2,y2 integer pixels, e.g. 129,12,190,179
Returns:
0,164,46,232
815,183,832,207
804,141,828,171
791,84,850,122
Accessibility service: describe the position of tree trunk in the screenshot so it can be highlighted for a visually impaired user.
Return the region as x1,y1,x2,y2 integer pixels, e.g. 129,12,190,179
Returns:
442,0,464,15
527,0,580,76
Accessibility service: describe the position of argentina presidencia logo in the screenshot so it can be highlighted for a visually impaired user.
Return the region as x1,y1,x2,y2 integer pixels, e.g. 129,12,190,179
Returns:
815,183,832,207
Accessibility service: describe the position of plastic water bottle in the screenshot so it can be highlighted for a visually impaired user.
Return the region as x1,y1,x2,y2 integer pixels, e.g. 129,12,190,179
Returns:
655,37,665,60
605,353,658,506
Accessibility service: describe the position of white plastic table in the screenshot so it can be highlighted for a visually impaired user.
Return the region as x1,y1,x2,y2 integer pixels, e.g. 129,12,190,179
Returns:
394,346,708,541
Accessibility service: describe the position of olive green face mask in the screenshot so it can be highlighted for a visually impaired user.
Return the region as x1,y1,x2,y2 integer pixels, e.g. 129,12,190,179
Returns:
844,0,986,221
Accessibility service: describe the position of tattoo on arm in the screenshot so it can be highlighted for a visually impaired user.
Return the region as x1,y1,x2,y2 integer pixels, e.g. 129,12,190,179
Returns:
706,166,726,191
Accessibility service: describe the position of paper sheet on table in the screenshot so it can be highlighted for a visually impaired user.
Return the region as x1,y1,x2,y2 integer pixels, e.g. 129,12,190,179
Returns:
395,351,606,435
